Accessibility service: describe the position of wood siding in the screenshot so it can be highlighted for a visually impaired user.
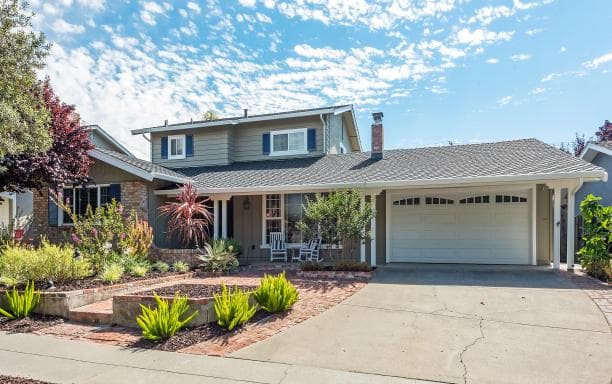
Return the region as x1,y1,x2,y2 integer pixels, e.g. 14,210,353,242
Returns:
230,116,324,163
151,127,230,168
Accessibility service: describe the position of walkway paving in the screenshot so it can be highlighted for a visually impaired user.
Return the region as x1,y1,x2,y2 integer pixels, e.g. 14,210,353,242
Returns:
234,264,612,384
0,332,433,384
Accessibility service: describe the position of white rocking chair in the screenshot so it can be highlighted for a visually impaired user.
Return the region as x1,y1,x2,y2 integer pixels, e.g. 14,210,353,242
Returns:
269,232,287,262
297,237,322,262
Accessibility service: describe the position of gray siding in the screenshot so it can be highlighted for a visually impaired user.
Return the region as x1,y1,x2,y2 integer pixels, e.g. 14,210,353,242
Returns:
90,130,125,153
326,114,352,154
151,127,230,168
88,161,142,184
230,117,324,163
575,153,612,214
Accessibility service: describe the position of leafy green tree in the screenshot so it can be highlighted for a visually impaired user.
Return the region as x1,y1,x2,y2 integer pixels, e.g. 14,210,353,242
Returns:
298,189,375,259
578,194,612,281
201,110,219,121
0,0,52,159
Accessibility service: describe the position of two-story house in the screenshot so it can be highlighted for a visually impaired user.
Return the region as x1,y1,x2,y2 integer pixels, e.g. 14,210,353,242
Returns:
30,105,607,270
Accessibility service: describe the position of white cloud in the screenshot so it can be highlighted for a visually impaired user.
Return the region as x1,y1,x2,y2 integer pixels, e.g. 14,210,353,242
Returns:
525,28,544,36
256,12,272,23
529,87,546,95
77,0,105,11
294,44,345,59
238,0,256,7
468,6,513,25
186,2,201,14
140,1,167,26
486,58,499,64
179,9,188,17
51,19,85,34
455,28,514,46
583,52,612,69
497,96,513,106
559,46,566,53
510,53,531,61
541,72,560,82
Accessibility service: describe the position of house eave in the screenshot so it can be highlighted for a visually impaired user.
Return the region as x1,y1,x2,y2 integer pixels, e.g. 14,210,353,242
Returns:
154,171,607,196
131,105,354,135
579,143,612,162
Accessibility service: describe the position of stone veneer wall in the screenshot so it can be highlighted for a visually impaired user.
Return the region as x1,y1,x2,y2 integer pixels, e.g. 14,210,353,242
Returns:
29,181,148,244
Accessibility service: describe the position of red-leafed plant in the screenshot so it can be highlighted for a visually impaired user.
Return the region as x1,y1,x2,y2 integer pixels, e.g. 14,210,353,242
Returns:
158,183,213,248
0,78,93,192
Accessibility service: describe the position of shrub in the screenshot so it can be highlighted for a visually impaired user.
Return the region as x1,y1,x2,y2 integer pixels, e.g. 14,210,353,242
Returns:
299,261,325,271
253,273,298,313
129,264,148,277
332,260,372,272
214,284,256,331
578,194,612,281
152,261,170,273
120,213,153,260
0,281,40,319
101,263,124,283
136,293,198,340
210,238,243,256
0,239,91,285
172,261,190,273
158,183,213,248
198,241,239,273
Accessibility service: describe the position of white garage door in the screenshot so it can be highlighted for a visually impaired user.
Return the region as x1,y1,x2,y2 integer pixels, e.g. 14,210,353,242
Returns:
390,192,531,264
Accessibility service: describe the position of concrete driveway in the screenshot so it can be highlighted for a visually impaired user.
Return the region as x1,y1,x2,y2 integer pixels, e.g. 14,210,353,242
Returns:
233,264,612,384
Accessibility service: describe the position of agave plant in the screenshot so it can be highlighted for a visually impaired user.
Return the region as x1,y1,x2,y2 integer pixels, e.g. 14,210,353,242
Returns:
158,183,213,248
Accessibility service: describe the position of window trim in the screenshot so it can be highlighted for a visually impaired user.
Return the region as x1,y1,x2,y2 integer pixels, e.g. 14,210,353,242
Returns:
59,184,110,226
269,128,308,157
168,134,186,160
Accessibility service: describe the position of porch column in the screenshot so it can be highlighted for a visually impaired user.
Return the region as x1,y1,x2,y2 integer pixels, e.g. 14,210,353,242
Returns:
553,186,561,269
213,200,219,240
221,199,228,239
566,188,576,270
360,194,366,263
370,192,379,267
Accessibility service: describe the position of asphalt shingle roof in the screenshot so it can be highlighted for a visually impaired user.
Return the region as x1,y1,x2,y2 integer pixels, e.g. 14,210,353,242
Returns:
175,139,605,192
94,148,187,181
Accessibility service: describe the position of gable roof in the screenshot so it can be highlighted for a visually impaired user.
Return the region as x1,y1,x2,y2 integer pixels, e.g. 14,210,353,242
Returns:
131,104,362,152
580,141,612,162
86,125,135,157
90,148,187,183
170,139,606,194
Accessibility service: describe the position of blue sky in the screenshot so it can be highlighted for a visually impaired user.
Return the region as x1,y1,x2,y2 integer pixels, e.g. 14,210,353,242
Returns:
31,0,612,159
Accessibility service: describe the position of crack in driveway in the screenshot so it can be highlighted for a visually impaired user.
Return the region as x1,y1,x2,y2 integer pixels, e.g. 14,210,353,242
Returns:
458,317,485,384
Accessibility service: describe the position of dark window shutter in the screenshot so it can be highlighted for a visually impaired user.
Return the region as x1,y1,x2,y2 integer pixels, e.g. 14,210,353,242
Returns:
109,184,121,203
186,135,194,157
307,128,316,152
161,136,168,159
48,192,58,227
262,133,270,155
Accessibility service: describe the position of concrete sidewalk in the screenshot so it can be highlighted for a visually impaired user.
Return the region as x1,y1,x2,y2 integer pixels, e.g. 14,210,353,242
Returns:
0,332,435,384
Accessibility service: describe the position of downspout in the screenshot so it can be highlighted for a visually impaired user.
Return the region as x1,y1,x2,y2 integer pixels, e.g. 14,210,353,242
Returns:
320,113,327,153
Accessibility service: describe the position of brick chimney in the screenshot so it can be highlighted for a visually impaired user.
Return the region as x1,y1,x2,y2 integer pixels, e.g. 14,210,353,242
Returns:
371,112,384,160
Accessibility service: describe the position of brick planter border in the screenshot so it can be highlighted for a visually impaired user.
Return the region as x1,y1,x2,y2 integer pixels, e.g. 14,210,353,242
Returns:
0,273,195,318
296,270,373,280
112,288,256,328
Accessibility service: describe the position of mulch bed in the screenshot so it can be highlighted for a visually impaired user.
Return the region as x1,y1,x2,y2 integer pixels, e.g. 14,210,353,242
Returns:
128,310,271,352
21,272,183,291
0,314,64,333
0,376,54,384
136,284,258,298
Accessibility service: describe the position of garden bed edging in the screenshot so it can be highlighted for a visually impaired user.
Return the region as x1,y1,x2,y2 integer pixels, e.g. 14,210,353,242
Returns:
296,270,373,280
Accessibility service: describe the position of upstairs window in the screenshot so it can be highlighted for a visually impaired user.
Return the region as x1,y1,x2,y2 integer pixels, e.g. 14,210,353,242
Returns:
168,134,185,159
270,128,307,156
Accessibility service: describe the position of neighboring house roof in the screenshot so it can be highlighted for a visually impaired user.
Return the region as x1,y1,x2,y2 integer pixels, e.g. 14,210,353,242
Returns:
580,141,612,162
170,139,606,194
89,148,188,183
86,125,135,157
131,104,362,152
